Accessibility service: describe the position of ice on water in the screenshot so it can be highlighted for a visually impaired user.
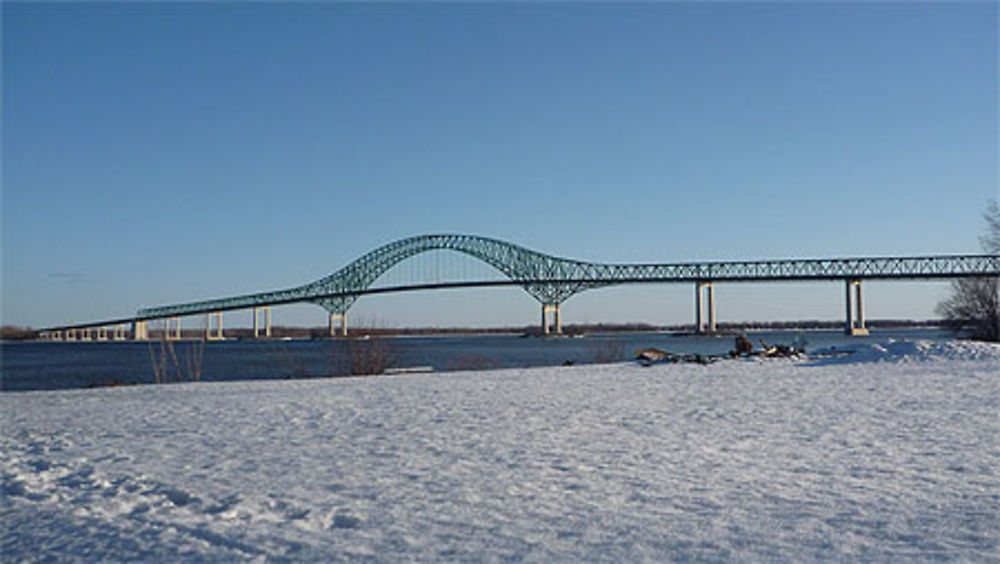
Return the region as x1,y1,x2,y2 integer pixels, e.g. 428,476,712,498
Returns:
3,340,998,561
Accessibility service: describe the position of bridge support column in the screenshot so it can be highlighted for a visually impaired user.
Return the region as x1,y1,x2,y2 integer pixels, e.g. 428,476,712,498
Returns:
81,328,92,341
541,304,562,336
253,307,271,339
329,313,347,338
167,317,182,340
844,279,869,336
695,282,717,334
133,320,149,341
113,324,127,341
206,312,224,340
97,327,108,341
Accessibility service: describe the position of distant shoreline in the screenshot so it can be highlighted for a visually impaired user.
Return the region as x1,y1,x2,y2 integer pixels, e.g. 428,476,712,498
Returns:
3,319,949,341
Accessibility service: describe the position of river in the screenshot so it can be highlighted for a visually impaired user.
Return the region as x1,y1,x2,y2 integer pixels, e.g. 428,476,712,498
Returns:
1,328,953,392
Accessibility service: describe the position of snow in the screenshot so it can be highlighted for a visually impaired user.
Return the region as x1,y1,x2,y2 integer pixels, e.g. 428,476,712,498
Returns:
810,338,1000,365
2,340,999,561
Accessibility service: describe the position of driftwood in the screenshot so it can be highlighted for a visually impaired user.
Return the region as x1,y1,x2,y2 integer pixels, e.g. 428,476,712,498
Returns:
635,348,717,366
727,338,803,359
636,348,672,362
635,336,805,367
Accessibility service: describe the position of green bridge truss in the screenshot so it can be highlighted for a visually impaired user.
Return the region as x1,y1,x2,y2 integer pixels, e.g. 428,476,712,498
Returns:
134,234,1000,321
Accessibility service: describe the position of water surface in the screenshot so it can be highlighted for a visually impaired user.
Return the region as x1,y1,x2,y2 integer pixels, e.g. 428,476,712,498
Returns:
0,328,952,392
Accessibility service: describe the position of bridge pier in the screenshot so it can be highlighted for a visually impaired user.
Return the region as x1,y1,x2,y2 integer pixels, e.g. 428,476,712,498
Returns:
166,317,182,340
133,320,149,341
541,304,562,335
113,324,127,341
329,313,348,337
844,279,869,336
97,327,108,341
253,307,271,339
695,281,717,334
206,312,224,340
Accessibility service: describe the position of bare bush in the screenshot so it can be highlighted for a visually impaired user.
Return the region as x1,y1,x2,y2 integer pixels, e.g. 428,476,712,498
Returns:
326,328,399,377
148,323,205,383
345,337,397,376
938,199,1000,342
588,338,626,364
937,277,999,342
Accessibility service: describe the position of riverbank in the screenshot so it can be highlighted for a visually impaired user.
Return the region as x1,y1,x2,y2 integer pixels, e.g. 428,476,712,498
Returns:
3,340,998,561
1,328,958,392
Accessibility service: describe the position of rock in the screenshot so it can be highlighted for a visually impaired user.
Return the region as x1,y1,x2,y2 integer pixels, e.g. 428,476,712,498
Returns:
635,348,672,362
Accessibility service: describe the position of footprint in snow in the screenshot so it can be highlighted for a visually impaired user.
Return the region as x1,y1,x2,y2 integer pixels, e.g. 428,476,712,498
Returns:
330,512,361,529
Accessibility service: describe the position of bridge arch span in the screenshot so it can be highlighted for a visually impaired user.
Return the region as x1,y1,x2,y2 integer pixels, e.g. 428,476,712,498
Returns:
304,234,601,314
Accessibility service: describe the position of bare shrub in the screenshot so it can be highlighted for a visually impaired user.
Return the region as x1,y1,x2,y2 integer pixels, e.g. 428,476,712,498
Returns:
326,327,398,377
346,337,398,376
588,338,626,364
938,199,1000,342
937,277,999,342
148,322,205,383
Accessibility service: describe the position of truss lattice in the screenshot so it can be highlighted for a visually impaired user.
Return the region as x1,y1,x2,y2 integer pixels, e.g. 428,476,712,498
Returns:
136,234,1000,320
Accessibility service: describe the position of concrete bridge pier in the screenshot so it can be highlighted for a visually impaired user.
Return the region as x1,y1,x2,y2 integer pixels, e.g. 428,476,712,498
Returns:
541,304,562,335
845,279,869,336
329,313,348,337
206,312,224,340
113,324,127,341
252,307,272,339
133,320,149,341
166,317,183,340
97,327,108,341
695,281,717,334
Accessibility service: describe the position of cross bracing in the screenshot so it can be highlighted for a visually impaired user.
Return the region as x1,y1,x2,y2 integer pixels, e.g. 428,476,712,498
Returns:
133,233,1000,321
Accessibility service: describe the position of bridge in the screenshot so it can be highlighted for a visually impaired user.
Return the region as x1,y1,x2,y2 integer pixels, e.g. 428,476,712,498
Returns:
37,234,1000,341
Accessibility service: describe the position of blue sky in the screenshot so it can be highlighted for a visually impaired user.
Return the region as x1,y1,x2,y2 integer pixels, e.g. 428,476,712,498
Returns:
3,2,998,329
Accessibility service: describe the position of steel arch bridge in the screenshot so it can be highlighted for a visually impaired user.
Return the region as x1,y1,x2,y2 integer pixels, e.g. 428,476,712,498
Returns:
38,233,1000,340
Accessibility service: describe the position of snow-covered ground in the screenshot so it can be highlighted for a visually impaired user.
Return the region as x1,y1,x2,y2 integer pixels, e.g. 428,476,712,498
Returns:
3,340,999,562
